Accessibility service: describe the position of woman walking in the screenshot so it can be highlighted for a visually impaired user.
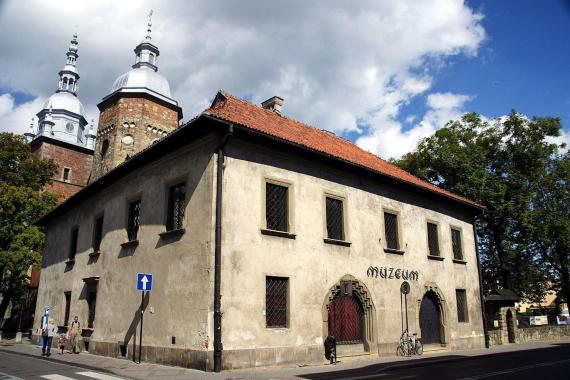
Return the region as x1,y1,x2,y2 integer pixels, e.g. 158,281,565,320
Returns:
41,318,57,356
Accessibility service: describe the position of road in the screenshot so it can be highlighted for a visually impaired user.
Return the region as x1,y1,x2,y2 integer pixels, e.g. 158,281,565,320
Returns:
0,351,130,380
299,342,570,380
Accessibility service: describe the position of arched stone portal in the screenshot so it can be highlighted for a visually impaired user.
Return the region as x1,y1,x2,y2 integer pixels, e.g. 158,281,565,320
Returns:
417,284,448,346
322,275,376,352
506,309,516,343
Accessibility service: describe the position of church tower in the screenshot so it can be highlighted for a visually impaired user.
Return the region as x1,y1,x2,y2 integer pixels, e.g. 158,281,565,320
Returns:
27,34,95,201
91,12,182,181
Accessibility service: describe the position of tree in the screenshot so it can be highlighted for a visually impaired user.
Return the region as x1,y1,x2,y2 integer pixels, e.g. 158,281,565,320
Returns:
533,152,570,309
393,112,562,301
0,133,57,326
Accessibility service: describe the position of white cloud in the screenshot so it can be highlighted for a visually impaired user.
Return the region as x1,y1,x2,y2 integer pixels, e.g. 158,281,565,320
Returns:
0,0,485,157
0,93,46,135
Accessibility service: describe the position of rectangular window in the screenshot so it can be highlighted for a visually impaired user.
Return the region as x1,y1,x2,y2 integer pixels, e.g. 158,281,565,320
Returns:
69,227,78,261
427,222,440,256
166,182,186,231
92,215,104,252
451,228,463,260
265,183,289,232
456,289,469,322
384,212,400,250
63,291,71,326
87,290,97,329
266,276,288,328
63,168,70,182
326,197,344,241
127,200,141,241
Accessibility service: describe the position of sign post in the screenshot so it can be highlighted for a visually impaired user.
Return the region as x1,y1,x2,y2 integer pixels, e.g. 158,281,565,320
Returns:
136,273,153,364
400,281,410,333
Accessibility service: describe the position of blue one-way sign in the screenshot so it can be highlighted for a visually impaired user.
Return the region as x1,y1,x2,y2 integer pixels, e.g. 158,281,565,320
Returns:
137,273,153,291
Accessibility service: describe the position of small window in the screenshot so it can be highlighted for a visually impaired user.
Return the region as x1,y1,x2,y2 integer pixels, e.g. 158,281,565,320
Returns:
69,227,78,261
427,222,440,256
451,228,463,260
127,200,141,241
326,196,344,241
266,276,288,328
149,53,155,64
456,289,469,322
101,139,109,156
87,289,97,329
166,183,186,231
63,291,71,326
63,168,71,182
384,212,399,250
265,182,289,232
92,215,104,252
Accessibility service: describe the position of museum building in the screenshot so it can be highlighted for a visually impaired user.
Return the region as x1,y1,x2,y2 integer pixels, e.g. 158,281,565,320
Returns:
32,22,486,371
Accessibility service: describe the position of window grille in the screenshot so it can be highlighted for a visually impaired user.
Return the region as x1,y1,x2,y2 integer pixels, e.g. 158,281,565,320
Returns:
93,215,104,252
69,228,78,260
384,212,399,250
266,183,288,232
166,183,186,231
451,228,463,260
87,290,97,329
63,168,70,182
427,222,440,256
456,289,468,322
64,291,71,326
326,197,344,240
266,276,288,328
127,200,141,241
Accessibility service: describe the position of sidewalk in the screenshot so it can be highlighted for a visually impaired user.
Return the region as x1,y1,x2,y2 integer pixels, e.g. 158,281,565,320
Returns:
1,339,570,380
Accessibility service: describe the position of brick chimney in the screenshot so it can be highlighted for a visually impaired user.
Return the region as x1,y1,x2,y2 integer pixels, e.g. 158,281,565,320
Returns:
261,96,284,115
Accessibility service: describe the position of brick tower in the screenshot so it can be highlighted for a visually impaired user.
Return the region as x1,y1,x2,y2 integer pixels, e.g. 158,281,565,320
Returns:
91,12,182,181
25,34,95,201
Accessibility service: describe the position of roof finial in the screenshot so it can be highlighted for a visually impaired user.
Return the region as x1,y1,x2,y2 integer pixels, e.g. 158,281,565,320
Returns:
145,10,153,41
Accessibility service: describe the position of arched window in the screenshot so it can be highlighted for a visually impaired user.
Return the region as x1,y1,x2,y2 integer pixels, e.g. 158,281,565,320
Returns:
101,139,109,156
63,77,68,89
149,54,155,64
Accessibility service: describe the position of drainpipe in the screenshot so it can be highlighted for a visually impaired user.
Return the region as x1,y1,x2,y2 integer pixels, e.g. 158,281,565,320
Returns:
214,123,233,372
473,218,490,348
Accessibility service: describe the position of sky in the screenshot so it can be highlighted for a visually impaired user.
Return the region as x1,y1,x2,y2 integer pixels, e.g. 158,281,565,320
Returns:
0,0,569,160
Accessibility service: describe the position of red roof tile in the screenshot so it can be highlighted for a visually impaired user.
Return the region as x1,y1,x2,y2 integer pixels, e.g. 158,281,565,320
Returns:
204,91,483,210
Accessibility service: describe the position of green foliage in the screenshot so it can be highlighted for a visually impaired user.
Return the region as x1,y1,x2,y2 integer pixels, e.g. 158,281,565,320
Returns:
394,112,563,301
0,133,58,324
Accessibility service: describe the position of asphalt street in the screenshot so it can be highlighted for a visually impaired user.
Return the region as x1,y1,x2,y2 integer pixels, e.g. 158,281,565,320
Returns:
299,343,570,380
0,351,130,380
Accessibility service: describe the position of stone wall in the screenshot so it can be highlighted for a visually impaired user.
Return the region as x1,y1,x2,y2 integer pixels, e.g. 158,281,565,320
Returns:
516,325,570,343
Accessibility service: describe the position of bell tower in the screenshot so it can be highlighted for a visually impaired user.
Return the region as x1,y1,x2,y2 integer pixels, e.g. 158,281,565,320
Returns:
91,11,182,182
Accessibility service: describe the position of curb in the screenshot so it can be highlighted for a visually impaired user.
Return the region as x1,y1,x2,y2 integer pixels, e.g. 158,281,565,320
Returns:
0,347,125,378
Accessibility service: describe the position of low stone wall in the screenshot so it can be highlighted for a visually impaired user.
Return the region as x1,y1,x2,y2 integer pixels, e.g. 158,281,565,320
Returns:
516,325,570,343
488,330,501,346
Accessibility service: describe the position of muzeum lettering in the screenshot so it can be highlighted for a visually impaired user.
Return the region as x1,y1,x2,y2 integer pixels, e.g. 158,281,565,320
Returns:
367,266,419,281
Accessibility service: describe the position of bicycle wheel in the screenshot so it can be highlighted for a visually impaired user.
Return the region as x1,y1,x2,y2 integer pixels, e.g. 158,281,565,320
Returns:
415,340,423,355
396,342,407,356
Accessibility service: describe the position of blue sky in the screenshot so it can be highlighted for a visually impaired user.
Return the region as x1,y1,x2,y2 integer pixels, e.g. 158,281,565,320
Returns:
404,0,570,128
0,0,569,159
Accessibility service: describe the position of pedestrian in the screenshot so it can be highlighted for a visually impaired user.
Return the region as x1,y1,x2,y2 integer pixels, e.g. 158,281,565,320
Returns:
69,315,82,354
57,333,67,354
41,318,57,356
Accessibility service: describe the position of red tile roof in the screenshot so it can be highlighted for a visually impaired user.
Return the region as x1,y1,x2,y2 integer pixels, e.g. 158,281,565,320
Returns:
204,91,483,210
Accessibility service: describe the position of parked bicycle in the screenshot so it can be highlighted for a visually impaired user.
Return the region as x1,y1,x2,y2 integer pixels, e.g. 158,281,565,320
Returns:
396,329,423,357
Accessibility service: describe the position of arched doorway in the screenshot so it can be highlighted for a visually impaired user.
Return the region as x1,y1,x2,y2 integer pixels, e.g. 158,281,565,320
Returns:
328,290,364,344
323,276,376,352
506,309,516,343
419,291,442,345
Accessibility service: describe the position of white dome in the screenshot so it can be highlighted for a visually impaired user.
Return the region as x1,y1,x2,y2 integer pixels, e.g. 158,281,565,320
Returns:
111,66,172,99
43,92,85,117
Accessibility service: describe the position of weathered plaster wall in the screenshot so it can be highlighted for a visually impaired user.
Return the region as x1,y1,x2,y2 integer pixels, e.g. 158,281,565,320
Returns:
219,138,484,368
34,136,217,369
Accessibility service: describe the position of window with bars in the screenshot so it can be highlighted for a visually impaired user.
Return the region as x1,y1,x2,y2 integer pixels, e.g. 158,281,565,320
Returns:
87,289,97,329
384,212,400,250
63,291,71,326
266,276,288,328
127,200,141,241
69,227,78,261
326,197,344,241
63,168,70,182
166,183,186,231
265,183,288,232
93,215,104,252
451,228,463,260
456,289,469,322
427,222,440,256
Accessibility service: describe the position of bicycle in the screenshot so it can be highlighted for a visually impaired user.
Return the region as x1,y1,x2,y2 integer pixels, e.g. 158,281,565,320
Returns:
396,329,423,357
